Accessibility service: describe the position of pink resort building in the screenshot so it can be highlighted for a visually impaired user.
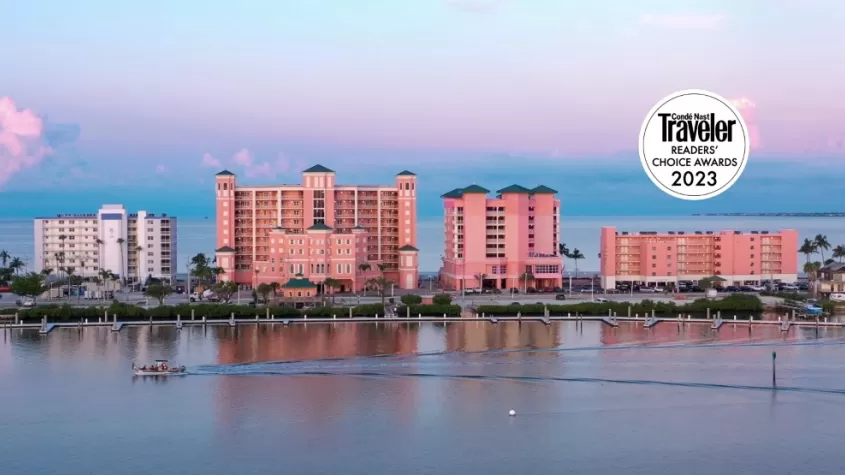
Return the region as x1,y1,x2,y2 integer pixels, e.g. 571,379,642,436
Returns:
599,226,799,289
214,165,419,292
439,184,564,291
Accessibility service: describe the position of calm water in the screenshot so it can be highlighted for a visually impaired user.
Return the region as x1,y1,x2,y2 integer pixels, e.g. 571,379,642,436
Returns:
4,321,845,474
2,215,844,273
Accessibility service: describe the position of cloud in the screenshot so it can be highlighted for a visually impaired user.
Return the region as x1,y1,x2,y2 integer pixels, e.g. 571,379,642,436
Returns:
444,0,503,13
155,164,168,174
202,149,302,180
201,152,221,168
640,13,726,29
0,96,53,188
731,97,760,149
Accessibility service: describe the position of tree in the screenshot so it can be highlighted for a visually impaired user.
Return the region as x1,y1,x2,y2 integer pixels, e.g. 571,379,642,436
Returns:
569,248,585,278
55,251,66,279
474,273,488,290
804,261,822,296
799,238,817,264
8,257,24,275
212,281,238,303
10,272,47,305
40,267,53,278
64,266,75,300
211,267,225,281
323,277,341,304
116,238,126,285
0,250,9,267
833,245,845,263
814,234,831,263
520,271,534,292
367,276,391,307
144,283,172,305
270,281,281,296
135,245,143,284
95,238,104,272
358,262,372,292
190,253,213,298
256,283,272,304
432,293,452,305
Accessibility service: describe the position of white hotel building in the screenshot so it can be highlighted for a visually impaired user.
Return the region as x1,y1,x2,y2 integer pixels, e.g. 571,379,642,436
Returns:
34,204,177,283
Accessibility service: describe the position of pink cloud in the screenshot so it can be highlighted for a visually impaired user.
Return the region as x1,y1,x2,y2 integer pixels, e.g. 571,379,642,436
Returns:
204,149,300,179
640,13,726,29
731,97,761,150
0,96,52,188
201,152,221,168
155,164,167,174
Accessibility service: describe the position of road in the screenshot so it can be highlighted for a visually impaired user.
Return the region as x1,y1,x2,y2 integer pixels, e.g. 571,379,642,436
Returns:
2,290,784,310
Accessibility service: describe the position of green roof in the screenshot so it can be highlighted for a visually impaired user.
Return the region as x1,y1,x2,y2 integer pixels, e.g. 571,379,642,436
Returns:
216,170,235,176
303,164,334,173
216,246,236,253
398,244,419,252
282,275,317,288
397,170,416,176
441,188,464,198
352,225,366,230
307,222,333,231
497,184,532,194
461,184,490,194
531,185,558,194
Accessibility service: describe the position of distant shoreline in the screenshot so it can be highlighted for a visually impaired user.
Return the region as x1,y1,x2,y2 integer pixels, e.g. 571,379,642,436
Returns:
693,213,845,217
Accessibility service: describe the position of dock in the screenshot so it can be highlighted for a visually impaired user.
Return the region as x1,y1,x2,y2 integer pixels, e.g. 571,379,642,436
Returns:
5,314,844,336
600,317,619,327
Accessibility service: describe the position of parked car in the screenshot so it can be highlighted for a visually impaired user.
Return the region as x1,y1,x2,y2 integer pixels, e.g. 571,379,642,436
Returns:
593,297,609,303
555,294,566,300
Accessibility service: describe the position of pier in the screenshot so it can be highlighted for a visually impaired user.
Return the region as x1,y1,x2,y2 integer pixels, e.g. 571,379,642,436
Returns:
4,314,844,336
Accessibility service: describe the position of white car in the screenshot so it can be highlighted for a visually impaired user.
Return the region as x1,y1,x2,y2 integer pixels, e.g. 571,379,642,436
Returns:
780,284,799,291
830,293,845,302
593,297,609,303
640,287,661,293
747,285,766,291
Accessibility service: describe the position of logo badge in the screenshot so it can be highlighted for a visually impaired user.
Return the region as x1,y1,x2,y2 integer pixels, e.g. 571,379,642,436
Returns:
639,89,749,201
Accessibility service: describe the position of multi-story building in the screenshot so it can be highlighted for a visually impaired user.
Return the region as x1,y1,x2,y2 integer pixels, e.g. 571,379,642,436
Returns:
34,204,177,283
214,164,419,291
439,184,563,291
599,226,798,289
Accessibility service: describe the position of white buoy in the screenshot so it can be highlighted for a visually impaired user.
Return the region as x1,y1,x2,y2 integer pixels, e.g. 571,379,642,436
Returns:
508,409,516,416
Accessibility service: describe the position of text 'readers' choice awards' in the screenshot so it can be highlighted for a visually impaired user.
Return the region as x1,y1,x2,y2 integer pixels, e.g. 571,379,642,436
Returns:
639,89,750,201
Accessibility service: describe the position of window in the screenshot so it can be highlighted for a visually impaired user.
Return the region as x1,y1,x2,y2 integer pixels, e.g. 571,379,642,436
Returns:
652,264,656,268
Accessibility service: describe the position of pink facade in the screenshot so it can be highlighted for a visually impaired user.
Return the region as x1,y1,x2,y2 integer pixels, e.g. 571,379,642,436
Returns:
600,226,799,288
439,184,563,291
214,165,419,291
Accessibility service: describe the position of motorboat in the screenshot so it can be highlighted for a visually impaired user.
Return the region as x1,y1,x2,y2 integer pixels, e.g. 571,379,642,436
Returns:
132,359,187,376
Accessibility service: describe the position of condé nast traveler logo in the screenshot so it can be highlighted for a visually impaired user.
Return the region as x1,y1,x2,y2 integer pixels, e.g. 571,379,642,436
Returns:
639,89,750,201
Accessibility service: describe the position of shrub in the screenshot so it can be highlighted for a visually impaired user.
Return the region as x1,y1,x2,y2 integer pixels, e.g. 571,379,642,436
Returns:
396,304,462,317
400,294,423,305
432,293,453,305
351,304,385,316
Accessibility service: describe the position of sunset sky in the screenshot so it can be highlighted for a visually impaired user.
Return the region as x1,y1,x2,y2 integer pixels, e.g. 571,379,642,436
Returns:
1,0,843,216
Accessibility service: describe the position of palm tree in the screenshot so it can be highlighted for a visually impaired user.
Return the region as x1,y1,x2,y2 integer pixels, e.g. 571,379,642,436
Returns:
804,261,822,296
570,248,585,278
799,238,817,264
95,238,104,272
833,245,845,263
64,266,75,300
41,267,53,278
358,262,371,293
520,271,534,293
8,257,24,275
0,250,9,267
77,261,86,302
367,276,391,307
814,234,831,263
474,273,488,290
54,252,66,279
116,238,126,286
270,281,281,296
135,245,143,284
323,277,341,304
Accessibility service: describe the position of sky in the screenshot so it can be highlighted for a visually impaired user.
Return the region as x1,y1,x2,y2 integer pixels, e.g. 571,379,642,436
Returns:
1,0,844,217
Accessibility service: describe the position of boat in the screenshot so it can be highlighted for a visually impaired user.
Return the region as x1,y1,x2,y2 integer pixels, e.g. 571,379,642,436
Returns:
132,359,187,376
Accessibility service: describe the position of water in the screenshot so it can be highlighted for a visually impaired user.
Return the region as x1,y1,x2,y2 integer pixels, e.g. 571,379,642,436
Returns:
4,321,845,474
1,215,843,273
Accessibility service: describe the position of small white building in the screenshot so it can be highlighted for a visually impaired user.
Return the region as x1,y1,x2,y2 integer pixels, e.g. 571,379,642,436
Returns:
34,204,177,284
